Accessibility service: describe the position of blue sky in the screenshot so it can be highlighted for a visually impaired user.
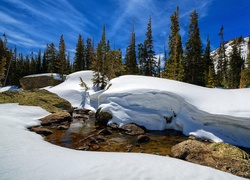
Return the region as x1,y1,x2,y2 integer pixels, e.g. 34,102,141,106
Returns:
0,0,249,58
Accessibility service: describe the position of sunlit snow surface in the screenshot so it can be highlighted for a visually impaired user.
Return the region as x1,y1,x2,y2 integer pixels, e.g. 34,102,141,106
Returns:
1,70,250,148
99,75,250,148
0,104,243,179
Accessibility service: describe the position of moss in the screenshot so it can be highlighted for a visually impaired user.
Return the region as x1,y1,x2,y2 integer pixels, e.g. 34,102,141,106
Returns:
0,89,72,113
209,142,249,160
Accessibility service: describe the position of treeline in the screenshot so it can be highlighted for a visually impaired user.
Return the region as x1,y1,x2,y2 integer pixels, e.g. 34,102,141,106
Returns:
1,7,250,89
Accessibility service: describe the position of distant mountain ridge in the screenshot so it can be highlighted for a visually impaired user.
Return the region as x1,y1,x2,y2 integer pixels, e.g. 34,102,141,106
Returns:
211,36,250,62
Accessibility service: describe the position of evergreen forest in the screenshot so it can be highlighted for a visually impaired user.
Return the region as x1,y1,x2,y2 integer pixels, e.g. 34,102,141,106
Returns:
0,8,250,89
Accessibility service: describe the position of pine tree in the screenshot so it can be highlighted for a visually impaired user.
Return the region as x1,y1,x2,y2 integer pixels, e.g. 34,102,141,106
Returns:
165,7,183,81
241,37,250,87
0,37,7,86
29,52,36,75
137,43,146,75
58,35,67,80
157,56,161,77
204,37,216,87
92,25,108,89
228,42,244,88
36,49,42,74
85,38,94,70
184,10,204,85
125,19,138,74
216,25,228,87
47,43,57,73
106,49,123,79
74,34,85,71
144,17,156,76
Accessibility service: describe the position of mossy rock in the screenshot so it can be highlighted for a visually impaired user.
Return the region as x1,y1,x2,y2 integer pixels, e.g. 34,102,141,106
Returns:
209,142,249,160
0,89,72,113
95,108,112,125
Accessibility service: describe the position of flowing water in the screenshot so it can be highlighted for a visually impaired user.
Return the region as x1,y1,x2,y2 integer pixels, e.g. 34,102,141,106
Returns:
44,112,188,156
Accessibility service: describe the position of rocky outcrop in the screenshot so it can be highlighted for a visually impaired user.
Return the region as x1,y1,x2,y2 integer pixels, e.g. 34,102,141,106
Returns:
170,140,250,178
20,75,63,90
39,111,72,126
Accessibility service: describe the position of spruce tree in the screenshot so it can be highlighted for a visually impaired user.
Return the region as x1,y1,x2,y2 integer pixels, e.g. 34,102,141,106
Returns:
36,49,42,74
184,10,204,85
204,37,216,87
125,19,138,74
0,38,7,86
217,25,228,87
29,52,36,75
228,42,244,88
137,43,146,75
74,34,85,71
106,49,123,79
241,37,250,87
58,35,67,80
144,17,156,76
86,38,94,70
92,25,108,89
47,43,57,73
165,7,183,81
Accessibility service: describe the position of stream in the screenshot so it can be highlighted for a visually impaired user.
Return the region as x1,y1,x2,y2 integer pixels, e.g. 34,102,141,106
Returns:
44,111,188,156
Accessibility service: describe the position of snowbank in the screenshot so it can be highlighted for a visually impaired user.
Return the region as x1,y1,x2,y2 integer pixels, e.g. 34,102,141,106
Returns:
46,70,97,111
0,103,242,179
99,75,250,148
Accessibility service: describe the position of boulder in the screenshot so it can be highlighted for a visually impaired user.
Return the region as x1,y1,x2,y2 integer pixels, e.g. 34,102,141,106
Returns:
170,140,250,179
40,111,72,126
95,108,112,125
20,75,63,90
30,126,53,136
120,123,145,135
137,135,150,143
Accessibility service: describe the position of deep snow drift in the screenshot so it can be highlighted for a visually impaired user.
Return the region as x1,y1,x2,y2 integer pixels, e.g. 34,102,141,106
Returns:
45,70,98,111
0,104,243,179
99,75,250,148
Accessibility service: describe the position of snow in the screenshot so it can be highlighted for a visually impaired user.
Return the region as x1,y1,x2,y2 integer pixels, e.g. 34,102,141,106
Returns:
99,75,250,148
0,103,243,179
45,70,97,111
24,73,62,81
0,85,22,92
1,70,250,179
211,36,250,68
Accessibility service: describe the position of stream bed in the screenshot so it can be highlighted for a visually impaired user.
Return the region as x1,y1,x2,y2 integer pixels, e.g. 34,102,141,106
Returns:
44,112,188,156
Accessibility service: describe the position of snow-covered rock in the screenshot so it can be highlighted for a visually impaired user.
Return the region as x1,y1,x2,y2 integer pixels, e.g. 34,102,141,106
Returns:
98,75,250,148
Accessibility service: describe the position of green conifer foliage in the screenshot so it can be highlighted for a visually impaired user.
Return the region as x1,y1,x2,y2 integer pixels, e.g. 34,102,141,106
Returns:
106,50,123,79
204,37,216,87
125,19,138,75
184,10,204,85
144,17,156,76
85,38,94,70
165,7,183,81
0,38,7,86
58,35,68,80
74,34,85,71
92,25,108,89
228,42,244,88
216,26,228,87
241,37,250,87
